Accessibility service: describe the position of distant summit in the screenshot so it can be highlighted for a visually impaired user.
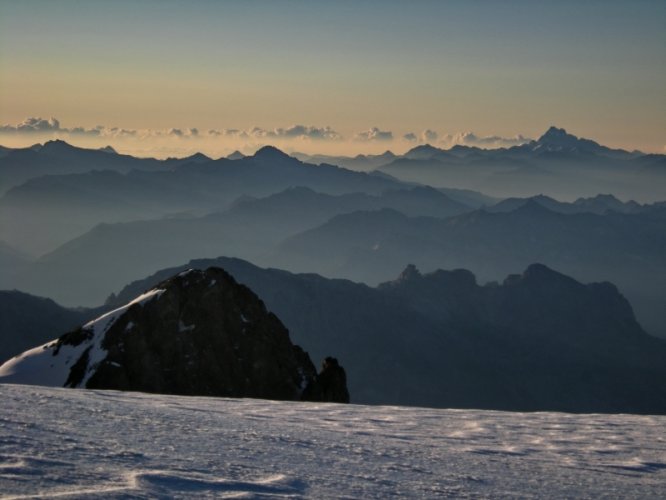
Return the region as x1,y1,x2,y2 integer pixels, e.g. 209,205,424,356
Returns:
403,143,444,160
538,126,574,143
98,145,117,154
534,126,601,152
356,150,396,161
252,145,292,161
40,139,79,153
166,152,211,163
184,152,211,163
227,150,246,160
573,194,643,214
530,126,635,158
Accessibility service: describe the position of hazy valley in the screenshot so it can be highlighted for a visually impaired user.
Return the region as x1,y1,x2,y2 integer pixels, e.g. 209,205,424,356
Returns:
1,126,665,416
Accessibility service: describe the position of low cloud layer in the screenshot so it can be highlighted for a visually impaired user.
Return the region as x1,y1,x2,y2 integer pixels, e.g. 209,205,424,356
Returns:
2,118,531,149
0,118,343,142
209,125,342,141
440,132,531,148
403,128,531,148
354,127,393,142
1,117,534,157
422,129,438,143
0,117,62,133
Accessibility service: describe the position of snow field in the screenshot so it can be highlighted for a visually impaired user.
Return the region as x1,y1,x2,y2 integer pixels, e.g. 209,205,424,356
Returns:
0,384,665,498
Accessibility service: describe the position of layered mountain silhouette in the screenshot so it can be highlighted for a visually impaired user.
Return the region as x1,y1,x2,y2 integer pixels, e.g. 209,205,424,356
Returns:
293,150,397,171
272,203,666,338
0,267,349,403
0,145,405,254
7,186,470,306
4,188,665,338
98,258,666,414
0,139,191,195
488,193,647,215
3,127,662,256
376,127,665,201
1,129,664,352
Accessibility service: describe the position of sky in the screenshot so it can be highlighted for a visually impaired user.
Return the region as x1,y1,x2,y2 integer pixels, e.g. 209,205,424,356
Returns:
0,0,664,158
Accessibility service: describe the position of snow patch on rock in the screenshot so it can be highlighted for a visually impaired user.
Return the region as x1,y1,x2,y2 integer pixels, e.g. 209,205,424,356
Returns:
0,288,165,388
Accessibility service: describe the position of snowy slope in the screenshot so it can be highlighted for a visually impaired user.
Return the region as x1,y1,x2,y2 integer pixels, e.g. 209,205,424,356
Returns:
1,384,665,498
0,289,165,387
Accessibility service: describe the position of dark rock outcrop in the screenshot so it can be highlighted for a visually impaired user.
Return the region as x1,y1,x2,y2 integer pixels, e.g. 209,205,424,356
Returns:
302,357,350,403
1,268,350,403
88,268,320,400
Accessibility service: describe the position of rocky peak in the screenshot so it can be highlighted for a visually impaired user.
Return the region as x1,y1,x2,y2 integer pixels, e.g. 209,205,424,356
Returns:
0,267,349,403
538,126,570,143
535,126,606,154
302,356,350,403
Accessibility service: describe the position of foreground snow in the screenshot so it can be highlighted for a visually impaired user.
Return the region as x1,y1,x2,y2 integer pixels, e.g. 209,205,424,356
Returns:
1,385,665,499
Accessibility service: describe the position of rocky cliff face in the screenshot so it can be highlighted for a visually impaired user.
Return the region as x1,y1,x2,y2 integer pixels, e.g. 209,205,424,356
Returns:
0,268,349,402
302,357,350,404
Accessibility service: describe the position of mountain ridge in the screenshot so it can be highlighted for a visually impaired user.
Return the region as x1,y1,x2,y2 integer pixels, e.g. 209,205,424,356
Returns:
98,256,666,413
0,267,352,402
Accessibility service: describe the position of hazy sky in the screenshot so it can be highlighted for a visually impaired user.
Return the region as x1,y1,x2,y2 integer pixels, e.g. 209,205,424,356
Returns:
1,0,664,157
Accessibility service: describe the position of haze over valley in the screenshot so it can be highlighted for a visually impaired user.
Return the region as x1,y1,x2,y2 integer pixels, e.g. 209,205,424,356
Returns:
2,1,665,497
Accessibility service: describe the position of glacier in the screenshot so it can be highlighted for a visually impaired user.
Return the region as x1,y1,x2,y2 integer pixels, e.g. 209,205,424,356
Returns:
0,384,664,498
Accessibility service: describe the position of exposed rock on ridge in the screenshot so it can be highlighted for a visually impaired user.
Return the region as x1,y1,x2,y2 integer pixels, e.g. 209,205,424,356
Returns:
0,268,349,402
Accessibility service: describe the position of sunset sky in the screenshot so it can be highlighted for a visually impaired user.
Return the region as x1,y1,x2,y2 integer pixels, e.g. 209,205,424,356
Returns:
1,0,664,157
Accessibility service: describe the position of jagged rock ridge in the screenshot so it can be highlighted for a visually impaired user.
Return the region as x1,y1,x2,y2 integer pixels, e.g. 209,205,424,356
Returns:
108,257,666,413
0,267,348,402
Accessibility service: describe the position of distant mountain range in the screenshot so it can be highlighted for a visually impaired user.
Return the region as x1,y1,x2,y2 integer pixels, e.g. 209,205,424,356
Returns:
1,129,664,343
272,201,666,338
0,145,406,255
89,258,666,413
294,128,665,195
487,193,649,215
3,258,664,412
3,187,664,339
5,185,469,305
373,127,665,201
2,127,663,256
292,150,398,171
0,139,211,195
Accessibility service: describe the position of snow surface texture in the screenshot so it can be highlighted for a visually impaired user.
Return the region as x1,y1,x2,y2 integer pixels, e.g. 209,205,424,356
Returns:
0,289,165,387
1,385,665,499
